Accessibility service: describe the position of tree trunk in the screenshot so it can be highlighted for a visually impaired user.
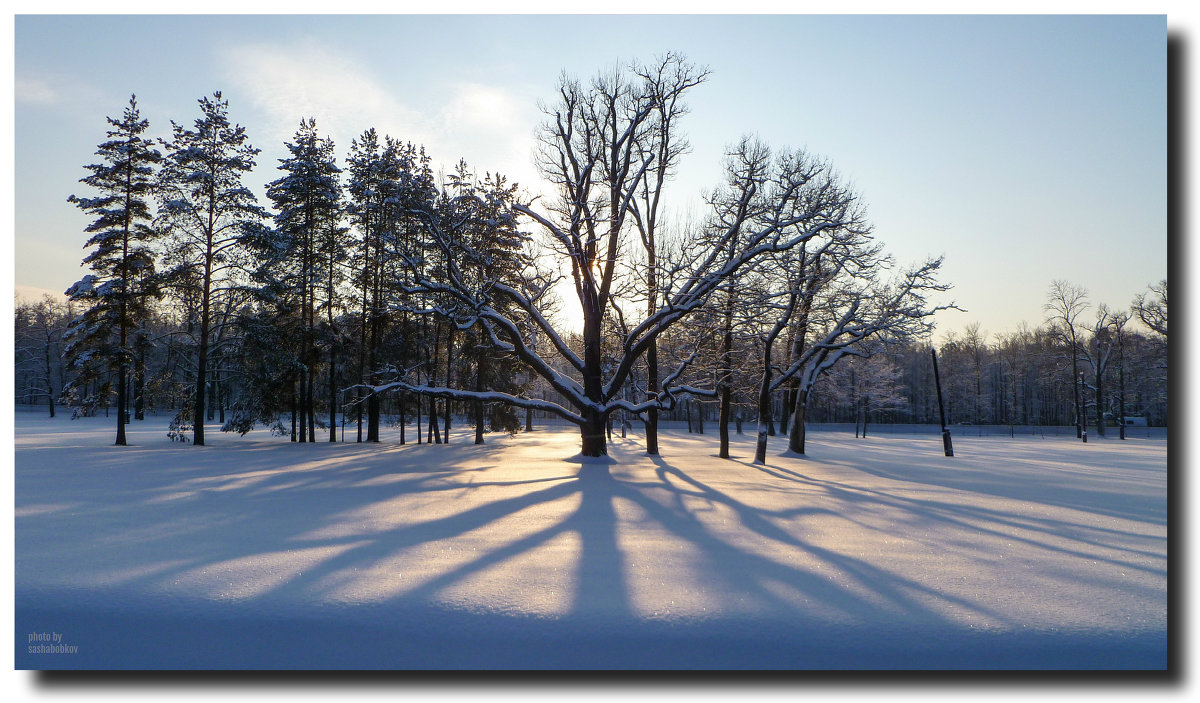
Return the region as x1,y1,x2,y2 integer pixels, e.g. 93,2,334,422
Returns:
428,330,441,444
194,289,210,446
206,356,216,421
116,364,128,446
298,367,308,443
401,393,408,444
43,333,56,418
645,343,660,454
754,360,773,464
719,388,731,456
367,393,380,442
474,353,486,445
416,387,423,444
781,384,795,433
580,297,607,456
788,388,809,454
306,361,315,445
580,408,607,457
430,395,441,444
443,327,454,443
290,382,297,442
357,294,367,443
134,330,146,420
717,286,735,457
328,334,337,443
216,363,224,424
366,294,380,443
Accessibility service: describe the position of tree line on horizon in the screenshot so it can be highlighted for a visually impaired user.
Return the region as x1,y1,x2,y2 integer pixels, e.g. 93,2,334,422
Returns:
13,55,1169,457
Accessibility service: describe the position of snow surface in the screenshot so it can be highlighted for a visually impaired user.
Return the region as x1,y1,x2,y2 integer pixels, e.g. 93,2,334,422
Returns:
14,412,1166,669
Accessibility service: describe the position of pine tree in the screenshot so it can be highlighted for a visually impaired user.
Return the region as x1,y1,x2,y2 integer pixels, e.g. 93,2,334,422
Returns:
157,91,266,446
345,129,384,442
264,118,344,442
64,95,162,445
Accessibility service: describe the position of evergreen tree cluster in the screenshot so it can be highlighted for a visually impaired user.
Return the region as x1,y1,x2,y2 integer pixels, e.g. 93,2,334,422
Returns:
44,92,529,447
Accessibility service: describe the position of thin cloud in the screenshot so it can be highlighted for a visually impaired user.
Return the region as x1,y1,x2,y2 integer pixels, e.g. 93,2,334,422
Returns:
218,40,430,152
436,81,543,189
15,75,60,106
218,41,548,195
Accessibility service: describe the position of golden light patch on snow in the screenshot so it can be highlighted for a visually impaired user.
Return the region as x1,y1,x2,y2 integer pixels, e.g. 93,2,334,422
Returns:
318,489,584,608
433,531,582,617
171,541,371,601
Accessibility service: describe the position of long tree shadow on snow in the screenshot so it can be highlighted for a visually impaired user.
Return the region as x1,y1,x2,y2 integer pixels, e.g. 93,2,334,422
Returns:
15,428,1168,668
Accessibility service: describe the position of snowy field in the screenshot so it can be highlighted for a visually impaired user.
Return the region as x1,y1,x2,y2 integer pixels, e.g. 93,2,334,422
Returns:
14,412,1167,669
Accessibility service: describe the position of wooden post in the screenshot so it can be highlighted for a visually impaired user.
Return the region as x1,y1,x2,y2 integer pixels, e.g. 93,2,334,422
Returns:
931,348,954,457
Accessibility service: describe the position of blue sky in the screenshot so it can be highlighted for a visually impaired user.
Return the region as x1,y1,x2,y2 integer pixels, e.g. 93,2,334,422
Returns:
11,13,1167,339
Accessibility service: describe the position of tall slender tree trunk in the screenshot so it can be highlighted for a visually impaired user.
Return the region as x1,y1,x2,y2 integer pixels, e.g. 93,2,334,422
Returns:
474,353,486,445
366,233,381,442
43,332,56,418
718,294,734,459
115,327,128,440
754,351,774,464
357,276,367,443
788,388,809,454
307,288,316,443
367,308,380,442
644,267,660,454
194,267,211,446
290,382,297,442
116,363,128,445
328,254,337,442
328,344,337,442
215,361,224,424
133,326,144,419
116,171,131,445
399,393,406,444
428,324,441,444
206,356,216,421
443,328,453,443
416,387,423,445
298,366,308,443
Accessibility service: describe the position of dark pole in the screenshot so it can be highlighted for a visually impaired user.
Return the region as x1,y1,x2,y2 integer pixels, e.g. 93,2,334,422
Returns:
1079,371,1088,443
1118,327,1127,441
931,348,954,457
